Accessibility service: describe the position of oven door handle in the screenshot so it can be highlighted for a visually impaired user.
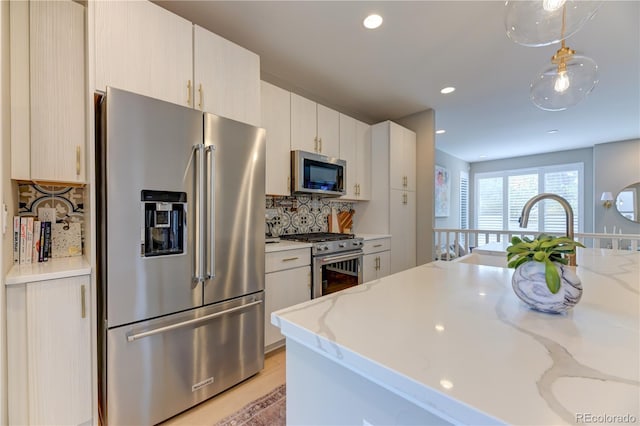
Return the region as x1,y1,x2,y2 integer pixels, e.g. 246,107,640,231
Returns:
317,252,362,265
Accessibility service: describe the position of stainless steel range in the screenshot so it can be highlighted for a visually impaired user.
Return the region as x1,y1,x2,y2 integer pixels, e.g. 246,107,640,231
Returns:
280,233,363,298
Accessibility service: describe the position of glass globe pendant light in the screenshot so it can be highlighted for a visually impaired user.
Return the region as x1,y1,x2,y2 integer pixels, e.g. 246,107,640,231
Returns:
505,0,603,47
529,4,599,111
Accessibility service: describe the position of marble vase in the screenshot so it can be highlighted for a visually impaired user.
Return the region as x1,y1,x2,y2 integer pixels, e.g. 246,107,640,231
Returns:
512,261,582,314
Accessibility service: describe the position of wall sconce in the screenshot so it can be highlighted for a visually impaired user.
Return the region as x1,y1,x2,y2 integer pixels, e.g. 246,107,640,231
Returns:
600,192,614,208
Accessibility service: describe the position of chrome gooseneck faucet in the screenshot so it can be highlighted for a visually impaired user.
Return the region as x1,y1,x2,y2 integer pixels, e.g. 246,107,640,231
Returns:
519,193,576,266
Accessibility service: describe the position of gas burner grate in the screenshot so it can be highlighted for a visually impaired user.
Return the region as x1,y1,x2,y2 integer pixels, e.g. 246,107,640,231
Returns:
280,232,355,243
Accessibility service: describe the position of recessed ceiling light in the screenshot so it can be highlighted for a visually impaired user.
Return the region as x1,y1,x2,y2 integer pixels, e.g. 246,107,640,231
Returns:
440,87,456,94
436,129,446,134
479,155,487,158
547,129,559,134
363,14,383,29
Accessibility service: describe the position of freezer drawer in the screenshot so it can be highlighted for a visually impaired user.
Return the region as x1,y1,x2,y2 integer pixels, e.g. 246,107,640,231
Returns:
104,292,264,425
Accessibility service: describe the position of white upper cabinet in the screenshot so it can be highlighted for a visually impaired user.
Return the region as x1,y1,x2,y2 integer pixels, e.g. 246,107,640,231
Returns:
316,104,340,158
389,122,416,191
194,25,260,126
291,93,339,158
11,0,86,183
339,114,371,200
94,0,193,107
261,81,291,196
339,114,357,199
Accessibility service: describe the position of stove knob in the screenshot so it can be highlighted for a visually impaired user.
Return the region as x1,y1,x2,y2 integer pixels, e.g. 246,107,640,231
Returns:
339,243,346,248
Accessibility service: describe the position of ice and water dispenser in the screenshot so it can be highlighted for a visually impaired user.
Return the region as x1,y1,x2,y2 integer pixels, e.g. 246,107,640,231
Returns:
141,190,186,257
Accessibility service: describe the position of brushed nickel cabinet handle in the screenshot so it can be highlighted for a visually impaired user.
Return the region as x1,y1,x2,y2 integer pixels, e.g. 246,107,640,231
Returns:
81,284,86,319
319,138,322,153
187,80,192,106
373,244,383,248
76,146,81,176
314,137,318,152
282,257,300,262
198,83,203,109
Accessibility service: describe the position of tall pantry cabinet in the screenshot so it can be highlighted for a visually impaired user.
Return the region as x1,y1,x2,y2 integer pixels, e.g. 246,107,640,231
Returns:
355,121,416,274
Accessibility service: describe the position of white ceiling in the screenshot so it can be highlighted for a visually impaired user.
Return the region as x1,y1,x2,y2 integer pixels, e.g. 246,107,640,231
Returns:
155,1,640,163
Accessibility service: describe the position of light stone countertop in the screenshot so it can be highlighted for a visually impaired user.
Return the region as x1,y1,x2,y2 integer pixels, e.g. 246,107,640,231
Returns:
265,240,312,253
6,256,91,285
272,248,640,425
356,233,391,241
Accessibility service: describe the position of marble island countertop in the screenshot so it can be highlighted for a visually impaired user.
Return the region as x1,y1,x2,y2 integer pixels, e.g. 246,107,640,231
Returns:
272,248,640,425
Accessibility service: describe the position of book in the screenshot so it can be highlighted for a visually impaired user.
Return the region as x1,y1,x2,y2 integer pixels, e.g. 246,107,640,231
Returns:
39,221,46,262
32,220,41,263
24,217,34,264
13,216,20,264
42,222,52,262
19,217,28,264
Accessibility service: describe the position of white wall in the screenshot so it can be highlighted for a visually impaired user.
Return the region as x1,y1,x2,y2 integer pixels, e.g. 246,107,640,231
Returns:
396,109,435,265
469,147,594,232
435,149,469,230
593,139,640,235
1,0,11,421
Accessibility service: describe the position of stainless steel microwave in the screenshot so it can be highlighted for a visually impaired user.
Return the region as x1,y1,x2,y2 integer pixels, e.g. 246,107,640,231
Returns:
291,150,346,197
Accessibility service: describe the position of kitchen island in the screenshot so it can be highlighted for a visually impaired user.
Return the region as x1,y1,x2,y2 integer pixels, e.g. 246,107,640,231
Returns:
272,248,639,425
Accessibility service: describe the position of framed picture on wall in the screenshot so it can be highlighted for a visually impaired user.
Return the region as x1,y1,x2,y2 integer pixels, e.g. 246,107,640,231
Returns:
435,165,450,217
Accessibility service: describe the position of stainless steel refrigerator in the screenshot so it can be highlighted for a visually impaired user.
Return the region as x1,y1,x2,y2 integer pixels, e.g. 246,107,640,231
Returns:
96,87,266,425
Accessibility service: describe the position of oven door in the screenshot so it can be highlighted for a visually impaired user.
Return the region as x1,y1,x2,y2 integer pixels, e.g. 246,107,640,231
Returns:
312,250,363,299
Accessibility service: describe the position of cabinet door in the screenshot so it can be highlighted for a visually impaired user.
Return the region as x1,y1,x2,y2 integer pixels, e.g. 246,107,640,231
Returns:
291,93,318,153
377,251,391,279
194,25,260,126
262,81,291,196
390,189,416,274
389,122,405,190
362,253,378,283
26,275,91,425
403,127,417,192
95,0,193,107
316,104,340,158
355,119,371,200
339,114,358,199
265,267,311,348
28,0,85,183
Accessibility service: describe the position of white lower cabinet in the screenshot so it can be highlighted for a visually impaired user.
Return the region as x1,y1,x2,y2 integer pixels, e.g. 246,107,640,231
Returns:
265,248,311,350
7,275,91,425
362,237,391,283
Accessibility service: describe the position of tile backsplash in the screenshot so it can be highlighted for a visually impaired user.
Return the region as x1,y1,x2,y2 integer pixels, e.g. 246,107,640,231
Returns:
266,195,354,236
18,183,85,249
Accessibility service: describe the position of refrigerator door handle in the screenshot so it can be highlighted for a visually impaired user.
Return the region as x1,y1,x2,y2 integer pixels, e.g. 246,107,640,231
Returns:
206,145,216,280
126,300,263,342
194,143,206,283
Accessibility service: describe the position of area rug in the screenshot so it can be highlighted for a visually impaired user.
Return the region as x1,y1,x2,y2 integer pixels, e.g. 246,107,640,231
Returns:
214,384,286,426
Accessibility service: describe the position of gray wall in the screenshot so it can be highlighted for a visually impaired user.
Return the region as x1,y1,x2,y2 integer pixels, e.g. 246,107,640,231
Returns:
593,139,640,235
469,147,594,232
396,109,436,265
435,149,469,230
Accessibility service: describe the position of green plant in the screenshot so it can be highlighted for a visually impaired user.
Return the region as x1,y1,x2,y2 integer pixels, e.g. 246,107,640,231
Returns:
506,234,585,294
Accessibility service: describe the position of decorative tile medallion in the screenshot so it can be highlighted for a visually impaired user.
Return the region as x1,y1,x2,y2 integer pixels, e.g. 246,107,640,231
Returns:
266,195,354,236
18,184,85,252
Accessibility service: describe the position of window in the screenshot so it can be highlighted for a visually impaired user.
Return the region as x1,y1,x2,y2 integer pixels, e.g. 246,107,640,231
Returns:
459,171,469,247
474,163,583,245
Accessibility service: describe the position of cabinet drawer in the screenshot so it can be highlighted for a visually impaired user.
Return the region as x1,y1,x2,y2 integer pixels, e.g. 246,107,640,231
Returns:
266,248,311,273
363,238,391,255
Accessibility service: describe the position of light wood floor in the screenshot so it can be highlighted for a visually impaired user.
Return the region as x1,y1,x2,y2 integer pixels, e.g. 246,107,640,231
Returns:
162,347,286,425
